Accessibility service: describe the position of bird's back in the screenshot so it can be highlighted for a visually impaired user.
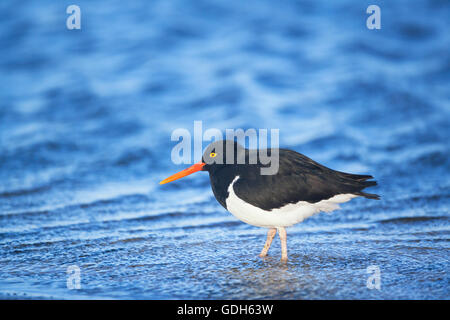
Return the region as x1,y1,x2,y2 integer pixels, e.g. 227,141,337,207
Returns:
231,148,379,211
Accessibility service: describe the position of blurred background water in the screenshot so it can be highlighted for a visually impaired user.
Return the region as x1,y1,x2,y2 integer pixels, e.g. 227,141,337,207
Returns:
0,0,449,299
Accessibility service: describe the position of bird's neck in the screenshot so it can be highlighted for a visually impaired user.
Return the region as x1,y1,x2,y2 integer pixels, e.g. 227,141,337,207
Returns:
208,166,241,209
208,164,260,209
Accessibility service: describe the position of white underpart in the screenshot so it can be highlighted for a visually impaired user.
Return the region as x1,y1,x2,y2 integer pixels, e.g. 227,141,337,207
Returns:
225,176,357,228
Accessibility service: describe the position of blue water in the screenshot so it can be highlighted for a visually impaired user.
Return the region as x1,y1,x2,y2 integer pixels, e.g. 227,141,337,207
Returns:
0,0,449,299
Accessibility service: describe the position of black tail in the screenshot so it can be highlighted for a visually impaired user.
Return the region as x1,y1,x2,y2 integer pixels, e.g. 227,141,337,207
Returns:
354,178,380,200
354,191,380,200
338,172,375,182
337,172,380,200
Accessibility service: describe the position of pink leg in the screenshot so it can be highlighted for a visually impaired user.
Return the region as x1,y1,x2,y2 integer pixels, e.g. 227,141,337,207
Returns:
278,227,288,262
259,228,277,257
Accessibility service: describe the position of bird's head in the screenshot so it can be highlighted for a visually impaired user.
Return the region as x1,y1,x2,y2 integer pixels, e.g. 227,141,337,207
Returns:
159,140,245,184
201,140,246,173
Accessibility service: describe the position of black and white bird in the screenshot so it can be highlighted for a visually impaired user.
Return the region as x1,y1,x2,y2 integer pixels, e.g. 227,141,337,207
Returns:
160,140,379,262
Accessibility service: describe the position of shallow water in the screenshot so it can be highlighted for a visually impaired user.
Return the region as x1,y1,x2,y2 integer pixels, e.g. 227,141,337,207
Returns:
0,0,449,299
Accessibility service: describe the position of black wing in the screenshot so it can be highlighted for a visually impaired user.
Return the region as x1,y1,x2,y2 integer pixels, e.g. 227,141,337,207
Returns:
233,149,379,211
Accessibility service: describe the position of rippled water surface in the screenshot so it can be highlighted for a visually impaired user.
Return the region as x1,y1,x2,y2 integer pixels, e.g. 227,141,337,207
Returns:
0,0,449,299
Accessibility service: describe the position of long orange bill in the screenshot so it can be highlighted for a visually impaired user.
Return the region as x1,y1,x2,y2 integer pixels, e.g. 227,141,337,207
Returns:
159,162,206,185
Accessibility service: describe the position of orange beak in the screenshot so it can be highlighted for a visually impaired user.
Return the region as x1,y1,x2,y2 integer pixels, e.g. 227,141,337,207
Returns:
159,161,206,185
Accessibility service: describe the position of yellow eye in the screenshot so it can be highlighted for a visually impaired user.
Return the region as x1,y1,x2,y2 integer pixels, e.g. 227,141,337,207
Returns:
210,152,217,158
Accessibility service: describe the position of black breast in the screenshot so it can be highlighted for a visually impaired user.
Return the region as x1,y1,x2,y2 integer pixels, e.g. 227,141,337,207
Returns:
208,165,240,209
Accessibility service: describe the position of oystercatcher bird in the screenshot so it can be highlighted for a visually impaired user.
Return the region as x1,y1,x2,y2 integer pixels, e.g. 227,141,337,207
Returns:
160,140,379,262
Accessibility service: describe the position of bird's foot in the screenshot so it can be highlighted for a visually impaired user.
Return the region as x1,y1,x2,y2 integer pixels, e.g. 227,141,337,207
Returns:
280,256,288,263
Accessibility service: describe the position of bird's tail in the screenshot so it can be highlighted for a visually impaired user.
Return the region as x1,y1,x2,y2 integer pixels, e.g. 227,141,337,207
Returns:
337,172,380,200
354,190,380,200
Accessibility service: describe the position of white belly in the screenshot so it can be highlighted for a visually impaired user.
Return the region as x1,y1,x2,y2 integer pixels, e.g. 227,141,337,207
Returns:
225,176,357,228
